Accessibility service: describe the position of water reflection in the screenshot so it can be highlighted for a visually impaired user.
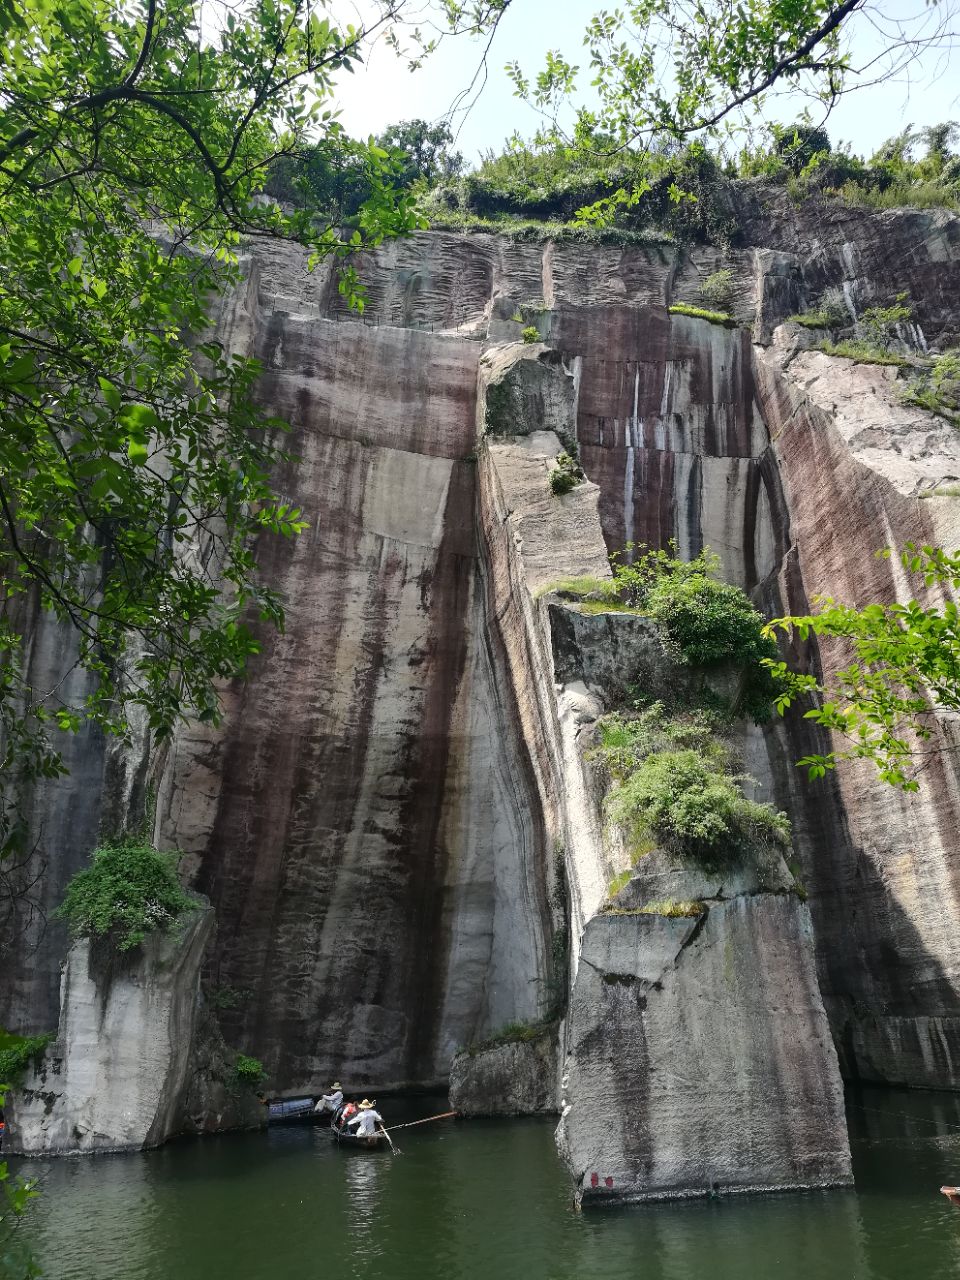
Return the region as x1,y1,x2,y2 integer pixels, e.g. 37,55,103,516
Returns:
14,1090,960,1280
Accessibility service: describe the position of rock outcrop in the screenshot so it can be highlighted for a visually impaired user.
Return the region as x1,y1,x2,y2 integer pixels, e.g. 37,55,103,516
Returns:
558,854,851,1205
449,1027,559,1116
4,908,259,1155
5,196,960,1196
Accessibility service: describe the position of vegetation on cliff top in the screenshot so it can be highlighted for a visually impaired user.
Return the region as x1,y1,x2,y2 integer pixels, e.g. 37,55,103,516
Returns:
55,839,197,952
551,547,792,878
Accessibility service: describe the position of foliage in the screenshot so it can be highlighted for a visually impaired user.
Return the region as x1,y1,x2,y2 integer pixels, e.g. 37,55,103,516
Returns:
233,1053,266,1088
426,136,738,245
774,123,832,174
610,545,783,721
378,119,464,187
465,1018,556,1056
699,268,734,309
919,485,960,499
858,296,913,349
816,340,910,368
266,118,463,214
789,290,848,329
538,575,620,601
607,748,790,868
549,452,584,496
0,1080,41,1279
54,839,195,952
668,302,735,326
607,869,633,898
901,351,960,425
521,325,541,344
638,898,705,917
0,1030,52,1085
765,543,960,790
0,0,436,866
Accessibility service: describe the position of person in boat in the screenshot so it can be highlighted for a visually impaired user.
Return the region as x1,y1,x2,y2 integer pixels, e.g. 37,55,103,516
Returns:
334,1100,359,1132
314,1082,344,1114
348,1099,383,1138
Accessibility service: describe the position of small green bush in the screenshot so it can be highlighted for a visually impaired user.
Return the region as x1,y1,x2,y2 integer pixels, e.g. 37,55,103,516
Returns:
789,290,848,329
55,838,196,952
608,546,784,721
549,451,583,496
699,268,734,310
521,325,540,344
0,1030,52,1085
668,302,735,327
233,1054,266,1088
858,296,913,349
607,749,790,867
900,350,960,424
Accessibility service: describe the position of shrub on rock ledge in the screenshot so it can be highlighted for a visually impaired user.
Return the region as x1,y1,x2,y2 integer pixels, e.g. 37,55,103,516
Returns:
55,838,197,952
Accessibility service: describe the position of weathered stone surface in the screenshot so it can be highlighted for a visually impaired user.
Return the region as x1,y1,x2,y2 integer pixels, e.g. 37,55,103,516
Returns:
449,1029,559,1116
558,894,852,1206
7,201,960,1140
7,910,213,1155
177,1004,268,1137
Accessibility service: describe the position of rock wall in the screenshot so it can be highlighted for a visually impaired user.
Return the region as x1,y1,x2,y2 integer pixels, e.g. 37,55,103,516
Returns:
5,197,960,1173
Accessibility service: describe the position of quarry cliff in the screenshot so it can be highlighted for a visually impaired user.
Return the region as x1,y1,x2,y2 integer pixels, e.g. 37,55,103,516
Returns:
6,197,960,1203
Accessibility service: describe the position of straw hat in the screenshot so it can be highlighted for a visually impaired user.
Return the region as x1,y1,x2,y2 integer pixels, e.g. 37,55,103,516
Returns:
332,1082,342,1090
359,1099,375,1109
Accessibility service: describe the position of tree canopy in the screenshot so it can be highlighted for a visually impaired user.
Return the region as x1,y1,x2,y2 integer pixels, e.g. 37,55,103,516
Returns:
0,0,431,866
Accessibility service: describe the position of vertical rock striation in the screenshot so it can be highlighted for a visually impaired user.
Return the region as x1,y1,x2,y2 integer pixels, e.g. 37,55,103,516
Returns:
5,198,960,1188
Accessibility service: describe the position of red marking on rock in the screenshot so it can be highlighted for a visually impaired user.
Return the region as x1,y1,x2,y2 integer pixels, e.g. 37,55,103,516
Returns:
605,1177,614,1188
590,1172,599,1188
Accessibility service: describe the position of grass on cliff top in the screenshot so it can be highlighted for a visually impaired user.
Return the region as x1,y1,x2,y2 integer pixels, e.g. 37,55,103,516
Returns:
668,303,737,327
536,574,619,600
638,898,706,918
463,1018,557,1056
919,485,960,498
816,339,912,367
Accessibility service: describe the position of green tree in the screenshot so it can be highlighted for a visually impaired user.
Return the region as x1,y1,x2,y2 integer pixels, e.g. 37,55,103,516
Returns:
765,545,960,790
377,118,464,186
0,0,433,868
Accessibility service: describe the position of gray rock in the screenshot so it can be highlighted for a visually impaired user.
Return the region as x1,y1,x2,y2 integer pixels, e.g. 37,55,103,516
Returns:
449,1028,559,1116
7,910,214,1155
557,895,852,1206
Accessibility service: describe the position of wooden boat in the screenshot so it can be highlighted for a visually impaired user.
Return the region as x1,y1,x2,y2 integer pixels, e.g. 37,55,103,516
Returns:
330,1104,386,1149
940,1186,960,1207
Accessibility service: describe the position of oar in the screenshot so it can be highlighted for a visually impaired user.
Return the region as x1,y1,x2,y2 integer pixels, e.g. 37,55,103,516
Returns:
378,1123,401,1156
384,1110,457,1132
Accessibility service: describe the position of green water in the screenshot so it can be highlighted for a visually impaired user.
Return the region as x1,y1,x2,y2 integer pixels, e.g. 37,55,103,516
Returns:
13,1088,960,1279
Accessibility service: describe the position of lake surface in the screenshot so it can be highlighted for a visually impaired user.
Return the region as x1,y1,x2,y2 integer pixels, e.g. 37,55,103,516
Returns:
12,1088,960,1279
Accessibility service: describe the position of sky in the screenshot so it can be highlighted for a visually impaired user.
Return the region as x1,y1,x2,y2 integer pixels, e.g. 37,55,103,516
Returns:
330,0,960,164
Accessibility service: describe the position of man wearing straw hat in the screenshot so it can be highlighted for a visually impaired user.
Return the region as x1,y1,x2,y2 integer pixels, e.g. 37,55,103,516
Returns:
313,1082,344,1114
348,1099,383,1138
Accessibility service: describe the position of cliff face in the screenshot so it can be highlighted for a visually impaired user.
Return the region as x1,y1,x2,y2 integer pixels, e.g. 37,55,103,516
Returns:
5,199,960,1164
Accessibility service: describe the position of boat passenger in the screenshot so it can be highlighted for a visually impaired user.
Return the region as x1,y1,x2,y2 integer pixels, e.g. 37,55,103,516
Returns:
314,1082,344,1114
349,1099,383,1138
